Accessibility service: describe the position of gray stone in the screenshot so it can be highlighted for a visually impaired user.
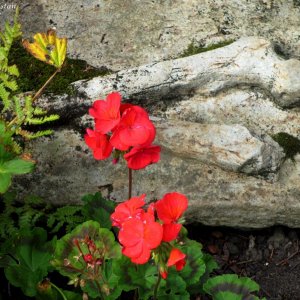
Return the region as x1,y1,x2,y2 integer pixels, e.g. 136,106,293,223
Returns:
3,0,300,71
155,119,284,175
72,37,300,108
166,90,300,139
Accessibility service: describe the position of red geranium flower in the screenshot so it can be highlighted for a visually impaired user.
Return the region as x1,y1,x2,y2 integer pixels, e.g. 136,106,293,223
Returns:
110,106,155,151
167,248,186,271
119,218,163,264
111,194,146,228
162,223,182,242
124,145,161,170
155,192,188,224
84,129,113,160
89,92,121,134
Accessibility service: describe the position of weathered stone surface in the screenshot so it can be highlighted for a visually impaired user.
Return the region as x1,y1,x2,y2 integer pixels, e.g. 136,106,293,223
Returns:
3,0,300,71
73,37,300,108
15,129,300,228
155,119,284,175
166,90,300,138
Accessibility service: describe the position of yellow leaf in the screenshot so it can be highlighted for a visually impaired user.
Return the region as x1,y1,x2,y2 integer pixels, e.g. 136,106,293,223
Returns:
22,29,67,68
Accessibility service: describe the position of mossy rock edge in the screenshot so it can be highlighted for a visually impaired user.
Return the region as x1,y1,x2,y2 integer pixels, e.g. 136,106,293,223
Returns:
9,40,112,96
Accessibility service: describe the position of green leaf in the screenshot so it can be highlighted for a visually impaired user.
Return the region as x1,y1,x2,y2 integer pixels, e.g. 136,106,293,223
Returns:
1,158,34,174
0,172,11,193
203,274,264,300
113,256,162,300
4,228,55,297
157,271,189,300
212,291,243,300
179,239,206,286
53,221,121,298
81,192,116,229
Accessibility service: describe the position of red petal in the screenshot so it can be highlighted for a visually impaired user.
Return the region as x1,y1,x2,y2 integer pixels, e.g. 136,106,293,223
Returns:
122,241,143,258
119,219,143,247
124,145,161,170
167,248,186,268
88,92,121,134
162,223,182,242
130,243,151,264
143,221,163,249
155,192,188,224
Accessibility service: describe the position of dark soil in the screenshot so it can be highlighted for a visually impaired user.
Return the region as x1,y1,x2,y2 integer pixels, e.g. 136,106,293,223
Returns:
187,224,300,300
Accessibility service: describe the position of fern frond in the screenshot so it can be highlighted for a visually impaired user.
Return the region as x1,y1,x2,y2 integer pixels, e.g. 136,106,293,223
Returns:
24,129,54,139
0,82,10,110
5,79,18,91
10,139,22,154
7,64,19,77
26,114,59,125
4,22,13,46
19,211,34,228
13,96,23,120
33,107,47,115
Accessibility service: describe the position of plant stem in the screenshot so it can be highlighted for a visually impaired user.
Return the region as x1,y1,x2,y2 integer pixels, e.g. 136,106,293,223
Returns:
128,168,132,199
153,272,162,300
32,67,61,102
50,282,67,300
95,280,105,300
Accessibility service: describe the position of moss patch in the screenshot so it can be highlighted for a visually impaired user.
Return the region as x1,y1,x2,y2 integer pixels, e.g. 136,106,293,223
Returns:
8,40,112,95
179,39,235,58
272,132,300,161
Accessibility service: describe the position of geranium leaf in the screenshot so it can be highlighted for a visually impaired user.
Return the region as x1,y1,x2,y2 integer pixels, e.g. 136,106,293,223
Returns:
157,271,189,300
203,274,265,300
4,227,55,297
179,239,206,286
52,221,121,299
81,192,116,229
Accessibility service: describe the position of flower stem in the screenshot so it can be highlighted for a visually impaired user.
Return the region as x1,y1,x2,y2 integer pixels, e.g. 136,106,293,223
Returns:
128,168,132,199
95,280,105,300
153,272,162,300
50,282,67,300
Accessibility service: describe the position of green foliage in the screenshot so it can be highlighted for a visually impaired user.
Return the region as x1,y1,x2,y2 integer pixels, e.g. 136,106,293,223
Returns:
203,274,266,300
272,132,300,161
0,192,87,254
52,221,122,299
114,255,162,299
81,192,116,229
0,8,21,111
3,227,55,297
179,39,235,58
0,143,34,193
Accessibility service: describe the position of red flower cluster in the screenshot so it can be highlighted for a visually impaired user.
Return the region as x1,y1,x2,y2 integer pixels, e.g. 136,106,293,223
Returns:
85,92,161,170
111,192,188,273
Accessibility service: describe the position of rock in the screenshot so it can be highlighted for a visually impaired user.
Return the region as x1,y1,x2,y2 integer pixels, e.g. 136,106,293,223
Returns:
155,119,284,175
13,129,300,228
72,37,300,107
3,1,300,70
166,90,300,139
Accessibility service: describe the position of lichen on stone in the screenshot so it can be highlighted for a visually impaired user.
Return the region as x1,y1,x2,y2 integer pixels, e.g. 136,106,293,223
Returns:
272,132,300,161
179,39,235,58
8,40,112,95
